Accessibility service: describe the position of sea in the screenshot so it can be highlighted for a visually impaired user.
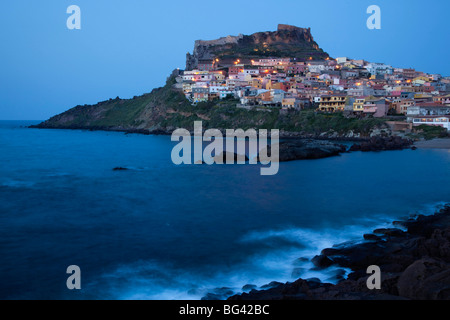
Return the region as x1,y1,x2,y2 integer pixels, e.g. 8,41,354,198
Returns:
0,120,449,299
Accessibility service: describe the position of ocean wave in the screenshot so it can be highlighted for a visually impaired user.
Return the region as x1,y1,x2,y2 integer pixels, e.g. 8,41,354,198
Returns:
84,202,448,300
84,221,387,300
408,201,449,217
0,179,36,189
85,246,354,300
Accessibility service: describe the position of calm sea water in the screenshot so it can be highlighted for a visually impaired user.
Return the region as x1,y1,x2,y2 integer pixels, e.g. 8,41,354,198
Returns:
0,120,449,300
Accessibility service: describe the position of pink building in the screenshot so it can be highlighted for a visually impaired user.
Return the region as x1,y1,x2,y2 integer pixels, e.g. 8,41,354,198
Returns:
197,59,217,71
285,63,307,75
252,58,291,67
363,99,389,118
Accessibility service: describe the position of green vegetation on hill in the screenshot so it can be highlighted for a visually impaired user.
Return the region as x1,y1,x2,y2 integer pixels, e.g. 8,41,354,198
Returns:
407,124,449,140
35,76,386,137
160,98,385,136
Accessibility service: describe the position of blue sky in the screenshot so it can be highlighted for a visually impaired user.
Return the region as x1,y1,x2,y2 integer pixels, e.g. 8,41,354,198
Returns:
0,0,449,120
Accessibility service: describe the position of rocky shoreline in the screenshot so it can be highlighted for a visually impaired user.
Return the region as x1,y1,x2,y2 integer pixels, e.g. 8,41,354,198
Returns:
267,140,348,162
348,136,413,152
273,136,413,162
28,123,384,141
228,204,450,300
29,125,414,160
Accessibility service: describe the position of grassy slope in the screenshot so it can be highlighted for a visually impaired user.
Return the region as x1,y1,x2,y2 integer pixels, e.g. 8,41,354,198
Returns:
35,76,387,136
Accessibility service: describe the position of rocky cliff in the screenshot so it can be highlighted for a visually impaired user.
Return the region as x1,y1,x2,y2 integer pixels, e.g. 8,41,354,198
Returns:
186,24,329,70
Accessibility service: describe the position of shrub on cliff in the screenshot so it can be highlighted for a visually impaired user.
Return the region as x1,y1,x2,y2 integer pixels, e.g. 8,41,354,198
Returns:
413,125,449,140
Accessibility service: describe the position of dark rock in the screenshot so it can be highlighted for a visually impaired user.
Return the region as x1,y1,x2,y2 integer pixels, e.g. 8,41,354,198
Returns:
397,257,450,299
373,228,406,237
186,24,329,71
349,136,412,152
260,139,347,162
305,277,322,284
393,220,411,228
364,233,382,241
311,255,335,269
241,284,257,292
113,167,128,171
201,287,234,300
260,281,283,290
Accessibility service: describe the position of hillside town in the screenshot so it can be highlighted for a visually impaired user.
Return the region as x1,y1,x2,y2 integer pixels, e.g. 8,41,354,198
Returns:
174,56,450,131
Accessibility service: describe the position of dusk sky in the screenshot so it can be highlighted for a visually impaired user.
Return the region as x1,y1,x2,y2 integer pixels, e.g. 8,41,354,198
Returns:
1,0,449,120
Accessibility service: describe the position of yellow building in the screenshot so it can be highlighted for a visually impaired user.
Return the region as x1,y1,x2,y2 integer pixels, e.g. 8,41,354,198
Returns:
353,98,365,112
318,95,347,112
265,80,286,91
251,79,263,89
413,76,430,82
414,93,432,99
282,98,298,109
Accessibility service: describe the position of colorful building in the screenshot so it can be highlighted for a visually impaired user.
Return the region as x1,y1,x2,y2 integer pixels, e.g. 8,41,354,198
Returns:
318,94,347,112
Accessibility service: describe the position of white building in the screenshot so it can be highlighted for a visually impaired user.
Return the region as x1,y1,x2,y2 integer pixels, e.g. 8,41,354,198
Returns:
336,57,349,64
347,86,375,97
366,63,393,76
209,86,230,93
412,115,450,131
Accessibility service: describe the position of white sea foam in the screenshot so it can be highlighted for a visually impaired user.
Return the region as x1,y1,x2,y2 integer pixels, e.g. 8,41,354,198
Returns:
86,218,387,299
87,203,447,300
